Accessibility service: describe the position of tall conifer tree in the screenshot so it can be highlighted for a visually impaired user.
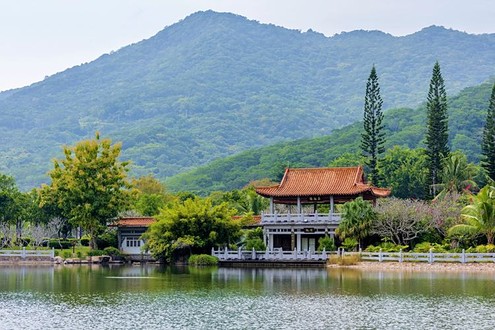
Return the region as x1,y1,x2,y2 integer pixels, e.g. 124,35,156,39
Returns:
425,61,449,196
361,65,385,184
481,83,495,181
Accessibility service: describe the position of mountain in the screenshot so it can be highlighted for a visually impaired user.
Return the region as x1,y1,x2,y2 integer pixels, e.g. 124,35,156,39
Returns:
1,11,495,189
165,81,495,194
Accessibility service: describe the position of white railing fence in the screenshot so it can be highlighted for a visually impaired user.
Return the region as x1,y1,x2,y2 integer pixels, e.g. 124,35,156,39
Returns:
213,247,495,264
0,247,55,259
351,248,495,264
212,247,328,261
261,212,341,224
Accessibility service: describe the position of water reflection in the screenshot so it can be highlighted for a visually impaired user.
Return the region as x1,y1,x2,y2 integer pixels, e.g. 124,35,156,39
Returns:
1,265,495,329
1,265,495,298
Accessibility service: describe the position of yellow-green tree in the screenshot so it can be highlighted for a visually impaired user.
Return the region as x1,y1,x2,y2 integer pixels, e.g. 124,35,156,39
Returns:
143,197,240,261
39,133,132,249
131,175,173,216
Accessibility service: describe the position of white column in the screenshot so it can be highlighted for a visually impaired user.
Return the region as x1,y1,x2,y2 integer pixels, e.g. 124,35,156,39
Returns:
296,232,301,252
269,233,274,250
330,196,334,219
297,196,303,221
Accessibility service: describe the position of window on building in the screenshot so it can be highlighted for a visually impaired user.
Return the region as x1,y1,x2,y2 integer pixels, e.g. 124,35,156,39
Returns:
126,237,141,247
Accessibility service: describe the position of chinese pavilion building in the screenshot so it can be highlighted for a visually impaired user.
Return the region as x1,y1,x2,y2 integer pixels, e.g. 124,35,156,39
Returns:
255,166,390,252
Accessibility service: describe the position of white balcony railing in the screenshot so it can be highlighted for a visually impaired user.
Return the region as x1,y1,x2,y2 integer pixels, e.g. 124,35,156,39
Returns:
261,213,341,225
212,247,329,261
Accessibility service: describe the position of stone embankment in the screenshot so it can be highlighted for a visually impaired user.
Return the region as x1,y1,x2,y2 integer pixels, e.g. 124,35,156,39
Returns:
0,256,53,264
330,261,495,272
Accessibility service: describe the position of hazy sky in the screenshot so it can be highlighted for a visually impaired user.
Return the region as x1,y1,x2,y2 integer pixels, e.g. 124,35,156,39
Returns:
1,0,494,92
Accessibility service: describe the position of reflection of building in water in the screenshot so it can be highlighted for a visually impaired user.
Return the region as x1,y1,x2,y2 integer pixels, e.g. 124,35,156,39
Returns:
215,267,329,291
256,167,390,251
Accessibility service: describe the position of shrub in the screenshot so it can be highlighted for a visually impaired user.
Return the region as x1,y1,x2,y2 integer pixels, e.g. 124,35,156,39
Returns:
245,227,264,241
318,235,336,251
96,231,118,249
62,251,72,259
328,254,360,265
48,239,72,249
365,242,409,252
103,246,121,257
80,236,90,246
469,244,495,253
341,238,358,251
87,249,105,256
188,254,218,266
412,242,448,253
245,238,266,251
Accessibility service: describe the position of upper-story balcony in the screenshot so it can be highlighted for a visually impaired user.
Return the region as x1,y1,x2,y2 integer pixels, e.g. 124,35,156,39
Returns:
261,212,341,225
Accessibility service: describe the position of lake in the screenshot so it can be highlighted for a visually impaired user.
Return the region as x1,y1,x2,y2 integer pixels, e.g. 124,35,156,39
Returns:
1,265,494,329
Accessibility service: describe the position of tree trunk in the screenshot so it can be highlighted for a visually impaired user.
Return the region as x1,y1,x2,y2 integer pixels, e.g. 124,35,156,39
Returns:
90,230,98,250
487,232,494,245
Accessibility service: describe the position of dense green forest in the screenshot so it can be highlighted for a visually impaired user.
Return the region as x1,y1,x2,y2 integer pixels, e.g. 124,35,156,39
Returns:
166,81,494,194
1,11,495,189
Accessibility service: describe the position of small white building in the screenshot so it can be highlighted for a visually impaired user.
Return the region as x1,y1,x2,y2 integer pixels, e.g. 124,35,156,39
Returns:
112,217,155,258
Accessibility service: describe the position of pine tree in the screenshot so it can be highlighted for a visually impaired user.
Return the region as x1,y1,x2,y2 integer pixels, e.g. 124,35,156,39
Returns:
361,65,385,184
481,83,495,181
425,61,449,197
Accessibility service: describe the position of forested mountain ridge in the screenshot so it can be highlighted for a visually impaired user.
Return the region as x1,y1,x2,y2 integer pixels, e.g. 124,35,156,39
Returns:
1,11,495,189
165,81,495,194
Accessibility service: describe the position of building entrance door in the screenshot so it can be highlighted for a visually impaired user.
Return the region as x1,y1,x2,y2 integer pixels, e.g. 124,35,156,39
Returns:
301,237,316,251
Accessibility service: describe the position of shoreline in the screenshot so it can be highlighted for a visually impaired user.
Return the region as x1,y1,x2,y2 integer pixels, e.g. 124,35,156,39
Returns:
329,261,495,272
3,258,495,272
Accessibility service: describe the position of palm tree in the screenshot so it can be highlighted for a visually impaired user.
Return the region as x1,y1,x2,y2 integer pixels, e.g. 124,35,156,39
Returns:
336,197,376,250
433,153,477,200
454,185,495,244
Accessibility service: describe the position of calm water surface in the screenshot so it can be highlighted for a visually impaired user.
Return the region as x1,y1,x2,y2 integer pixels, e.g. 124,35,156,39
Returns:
1,265,495,329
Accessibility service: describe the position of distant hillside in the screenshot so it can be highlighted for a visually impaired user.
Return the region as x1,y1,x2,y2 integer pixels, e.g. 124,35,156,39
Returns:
1,11,495,189
165,81,494,194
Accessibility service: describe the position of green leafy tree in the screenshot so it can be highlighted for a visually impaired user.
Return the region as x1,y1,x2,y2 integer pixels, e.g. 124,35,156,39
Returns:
134,194,166,216
481,83,495,181
132,175,172,216
39,133,133,249
0,174,23,245
132,175,166,195
142,197,241,261
425,61,450,197
0,174,20,224
336,197,376,249
361,65,385,184
454,185,495,244
209,186,268,216
433,152,477,199
328,152,365,167
244,227,266,250
378,146,428,199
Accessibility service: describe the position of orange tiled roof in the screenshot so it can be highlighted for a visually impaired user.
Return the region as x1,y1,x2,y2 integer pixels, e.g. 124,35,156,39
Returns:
256,166,391,198
113,217,156,227
232,215,262,226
